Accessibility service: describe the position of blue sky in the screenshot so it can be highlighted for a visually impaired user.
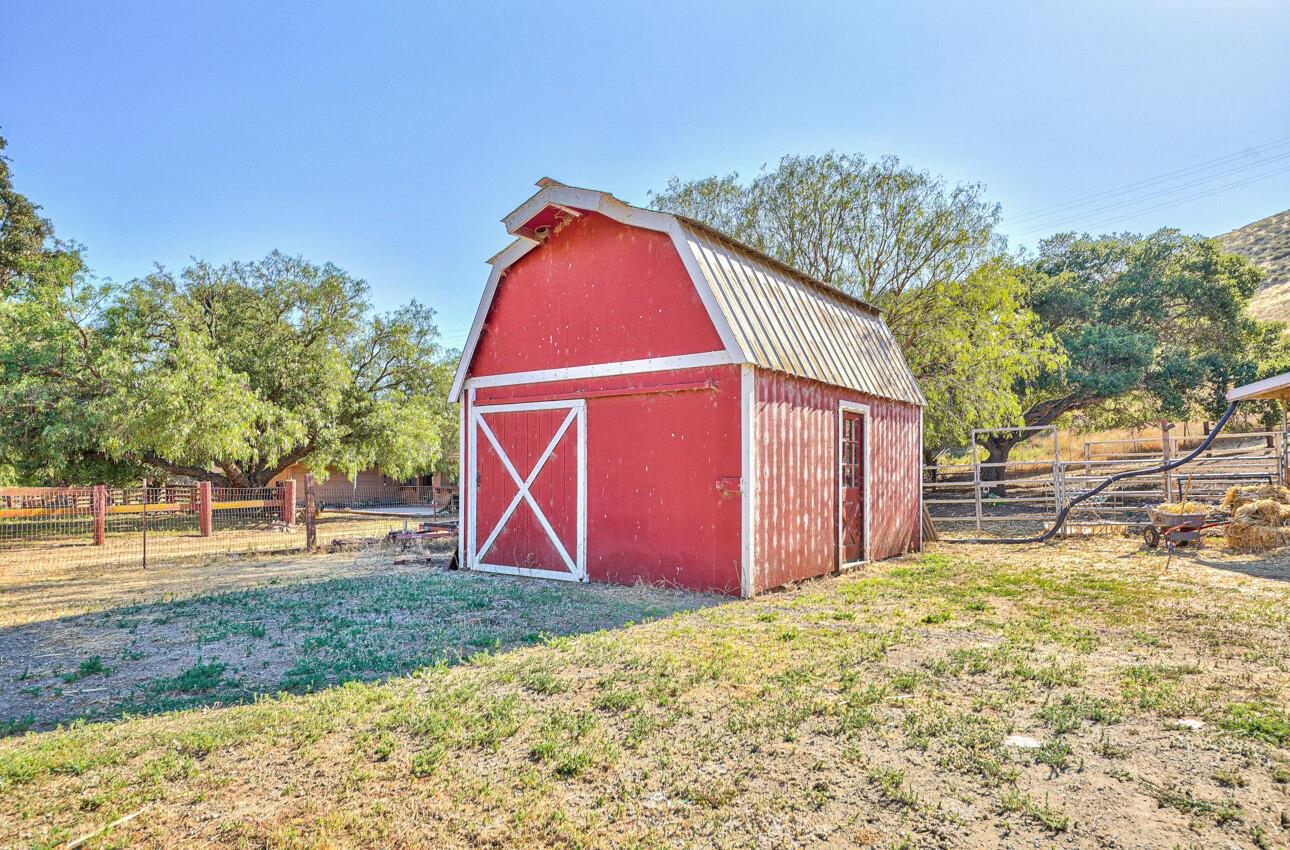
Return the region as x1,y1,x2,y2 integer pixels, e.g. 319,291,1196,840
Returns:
4,0,1289,352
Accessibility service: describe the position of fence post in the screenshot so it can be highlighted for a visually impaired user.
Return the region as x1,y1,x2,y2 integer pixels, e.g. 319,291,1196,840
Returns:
198,482,213,537
970,431,983,532
1160,420,1174,502
1051,426,1064,537
1282,409,1289,486
282,479,297,527
141,479,148,570
304,473,317,551
93,484,107,546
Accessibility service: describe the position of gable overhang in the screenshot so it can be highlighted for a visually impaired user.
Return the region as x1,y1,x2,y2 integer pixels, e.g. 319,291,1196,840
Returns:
448,183,747,402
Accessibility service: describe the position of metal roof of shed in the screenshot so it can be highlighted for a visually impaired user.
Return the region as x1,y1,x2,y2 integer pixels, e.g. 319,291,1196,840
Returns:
450,181,925,407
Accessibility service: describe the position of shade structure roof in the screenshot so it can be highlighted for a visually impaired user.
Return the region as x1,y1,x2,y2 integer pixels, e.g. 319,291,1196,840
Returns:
1227,372,1290,402
450,180,925,407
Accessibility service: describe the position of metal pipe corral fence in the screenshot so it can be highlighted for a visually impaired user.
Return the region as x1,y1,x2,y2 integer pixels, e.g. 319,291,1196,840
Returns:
925,413,1277,540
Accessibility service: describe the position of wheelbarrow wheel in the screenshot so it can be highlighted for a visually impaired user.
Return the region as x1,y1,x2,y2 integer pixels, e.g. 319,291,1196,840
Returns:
1143,526,1161,549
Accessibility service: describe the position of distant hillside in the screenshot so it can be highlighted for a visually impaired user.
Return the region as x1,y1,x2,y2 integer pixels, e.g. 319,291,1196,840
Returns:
1220,208,1290,322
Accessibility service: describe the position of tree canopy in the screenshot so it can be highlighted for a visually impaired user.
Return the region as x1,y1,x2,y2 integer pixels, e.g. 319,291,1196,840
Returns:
652,153,1284,464
651,152,1061,454
0,134,455,487
973,230,1288,473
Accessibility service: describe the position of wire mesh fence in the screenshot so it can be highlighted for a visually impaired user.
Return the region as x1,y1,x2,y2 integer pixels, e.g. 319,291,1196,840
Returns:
0,480,459,572
310,483,458,514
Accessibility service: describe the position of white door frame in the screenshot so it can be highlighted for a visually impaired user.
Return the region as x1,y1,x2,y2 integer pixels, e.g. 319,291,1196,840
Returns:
837,401,871,568
468,398,587,582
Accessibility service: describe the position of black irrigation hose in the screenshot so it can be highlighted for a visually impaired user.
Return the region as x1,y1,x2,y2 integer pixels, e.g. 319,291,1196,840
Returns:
943,401,1240,545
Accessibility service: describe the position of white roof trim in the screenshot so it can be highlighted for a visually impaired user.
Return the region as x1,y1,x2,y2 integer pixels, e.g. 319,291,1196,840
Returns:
449,238,539,402
483,237,536,267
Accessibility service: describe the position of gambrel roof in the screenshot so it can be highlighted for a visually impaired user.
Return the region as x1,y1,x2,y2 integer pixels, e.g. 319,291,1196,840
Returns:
450,180,925,407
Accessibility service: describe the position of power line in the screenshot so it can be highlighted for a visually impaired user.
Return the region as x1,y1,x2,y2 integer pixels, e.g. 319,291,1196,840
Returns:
1011,149,1290,232
1013,161,1290,237
1008,135,1290,223
1061,162,1290,232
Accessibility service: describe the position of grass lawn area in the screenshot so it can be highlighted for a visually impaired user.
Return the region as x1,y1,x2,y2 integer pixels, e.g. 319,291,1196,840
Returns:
3,538,1290,848
0,545,716,731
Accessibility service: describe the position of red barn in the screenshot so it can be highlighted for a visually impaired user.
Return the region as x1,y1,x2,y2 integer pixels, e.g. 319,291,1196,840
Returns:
450,180,924,597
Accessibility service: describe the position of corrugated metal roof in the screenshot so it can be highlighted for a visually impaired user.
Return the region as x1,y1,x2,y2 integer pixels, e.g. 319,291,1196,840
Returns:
681,222,925,406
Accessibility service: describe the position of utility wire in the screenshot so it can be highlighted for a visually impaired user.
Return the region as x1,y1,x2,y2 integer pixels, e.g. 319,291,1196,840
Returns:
1011,149,1290,232
1014,161,1290,236
1008,135,1290,223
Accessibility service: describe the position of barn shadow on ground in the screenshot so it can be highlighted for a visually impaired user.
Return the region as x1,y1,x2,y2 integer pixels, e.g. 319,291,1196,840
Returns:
0,552,726,735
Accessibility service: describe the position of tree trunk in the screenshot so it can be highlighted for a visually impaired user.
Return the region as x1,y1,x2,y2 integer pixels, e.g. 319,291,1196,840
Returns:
979,433,1023,496
976,393,1092,497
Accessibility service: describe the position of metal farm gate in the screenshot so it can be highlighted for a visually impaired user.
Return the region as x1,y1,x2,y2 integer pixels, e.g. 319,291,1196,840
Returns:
923,424,1289,535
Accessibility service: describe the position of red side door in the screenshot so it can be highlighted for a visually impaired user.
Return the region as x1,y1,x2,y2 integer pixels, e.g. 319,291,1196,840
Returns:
840,409,865,564
470,400,585,580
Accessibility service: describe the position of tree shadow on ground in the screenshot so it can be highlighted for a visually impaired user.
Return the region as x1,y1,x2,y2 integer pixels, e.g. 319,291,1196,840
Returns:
0,554,726,735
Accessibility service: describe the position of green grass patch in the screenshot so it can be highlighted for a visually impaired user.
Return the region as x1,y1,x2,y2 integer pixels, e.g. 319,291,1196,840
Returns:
1221,703,1290,747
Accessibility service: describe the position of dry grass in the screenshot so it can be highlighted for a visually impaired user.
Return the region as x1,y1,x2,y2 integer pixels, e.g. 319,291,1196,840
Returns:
1222,207,1290,323
1223,485,1290,552
1155,500,1213,515
1222,484,1290,513
3,538,1290,849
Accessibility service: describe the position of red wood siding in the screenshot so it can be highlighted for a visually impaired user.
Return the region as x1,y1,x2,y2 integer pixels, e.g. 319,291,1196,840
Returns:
753,369,920,593
469,212,725,377
471,365,743,594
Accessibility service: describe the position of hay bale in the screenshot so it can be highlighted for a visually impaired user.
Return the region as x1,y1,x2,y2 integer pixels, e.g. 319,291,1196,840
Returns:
1226,522,1290,551
1156,501,1213,515
1220,484,1290,512
1226,497,1290,551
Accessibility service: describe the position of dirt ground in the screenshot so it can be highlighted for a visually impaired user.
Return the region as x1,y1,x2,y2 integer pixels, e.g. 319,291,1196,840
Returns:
3,535,1289,850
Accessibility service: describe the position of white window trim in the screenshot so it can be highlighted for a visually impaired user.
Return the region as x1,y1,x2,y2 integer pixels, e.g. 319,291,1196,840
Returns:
837,400,871,569
467,398,587,583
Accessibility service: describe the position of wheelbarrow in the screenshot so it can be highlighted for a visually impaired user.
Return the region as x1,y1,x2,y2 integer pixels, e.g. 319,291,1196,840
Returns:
1142,507,1229,550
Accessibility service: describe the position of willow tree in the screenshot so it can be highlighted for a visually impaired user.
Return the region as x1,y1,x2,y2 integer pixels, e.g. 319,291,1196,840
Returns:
651,152,1060,457
4,251,456,487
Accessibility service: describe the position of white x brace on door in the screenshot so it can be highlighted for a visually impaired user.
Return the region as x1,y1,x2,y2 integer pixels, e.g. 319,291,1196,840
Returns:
468,398,587,581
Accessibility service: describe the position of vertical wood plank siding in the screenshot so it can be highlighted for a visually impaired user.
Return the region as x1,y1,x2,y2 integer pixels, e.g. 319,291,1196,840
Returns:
754,369,921,592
